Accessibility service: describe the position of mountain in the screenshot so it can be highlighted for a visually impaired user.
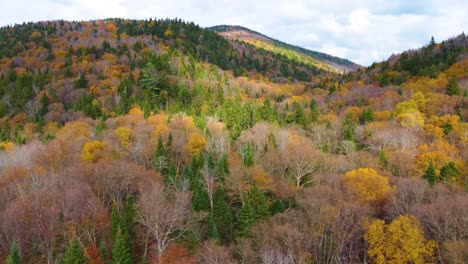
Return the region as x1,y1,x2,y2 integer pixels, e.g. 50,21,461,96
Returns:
0,18,467,264
347,33,468,86
210,25,360,73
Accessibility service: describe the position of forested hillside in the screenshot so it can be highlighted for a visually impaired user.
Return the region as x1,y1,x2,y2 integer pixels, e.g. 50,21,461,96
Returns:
0,19,467,264
211,25,360,73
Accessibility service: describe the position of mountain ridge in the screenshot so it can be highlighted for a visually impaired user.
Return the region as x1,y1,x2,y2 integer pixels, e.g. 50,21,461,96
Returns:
209,25,361,73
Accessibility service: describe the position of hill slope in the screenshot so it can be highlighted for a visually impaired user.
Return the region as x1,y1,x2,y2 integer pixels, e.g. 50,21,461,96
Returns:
210,25,360,73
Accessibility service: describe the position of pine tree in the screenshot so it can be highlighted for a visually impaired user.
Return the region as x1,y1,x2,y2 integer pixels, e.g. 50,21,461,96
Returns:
217,153,229,179
64,239,88,264
111,204,121,240
99,240,108,262
207,152,215,171
208,216,221,244
440,162,460,181
342,113,357,141
242,143,254,167
446,77,461,96
249,186,270,220
212,189,234,242
269,198,286,215
7,242,21,264
112,229,133,264
310,99,320,123
423,161,437,186
236,199,256,237
123,194,136,236
192,181,210,211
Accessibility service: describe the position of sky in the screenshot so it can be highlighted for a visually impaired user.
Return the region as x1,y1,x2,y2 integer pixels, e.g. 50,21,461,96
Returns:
0,1,467,65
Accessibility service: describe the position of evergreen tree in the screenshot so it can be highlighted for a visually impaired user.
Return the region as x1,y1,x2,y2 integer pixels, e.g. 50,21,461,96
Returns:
192,181,210,211
212,189,234,242
7,242,21,264
446,77,461,96
64,239,88,264
423,161,437,186
342,113,357,141
242,143,254,167
217,153,229,179
249,186,270,220
111,204,121,240
208,216,221,244
440,162,460,181
122,195,136,234
207,152,216,171
292,101,309,127
310,99,320,123
99,240,108,262
112,229,133,264
359,108,375,124
269,198,286,215
236,199,256,237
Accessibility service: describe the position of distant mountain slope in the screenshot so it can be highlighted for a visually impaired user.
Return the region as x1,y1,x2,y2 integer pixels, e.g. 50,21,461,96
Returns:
210,25,360,73
348,33,468,86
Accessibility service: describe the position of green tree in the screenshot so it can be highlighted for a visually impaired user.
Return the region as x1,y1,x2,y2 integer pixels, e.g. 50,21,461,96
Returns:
7,242,21,264
242,143,254,167
64,239,88,264
249,186,270,220
310,99,320,123
446,78,461,96
212,189,234,243
112,229,133,264
359,108,375,124
111,204,122,240
236,199,256,237
423,161,437,186
292,101,309,127
342,113,357,141
440,162,460,181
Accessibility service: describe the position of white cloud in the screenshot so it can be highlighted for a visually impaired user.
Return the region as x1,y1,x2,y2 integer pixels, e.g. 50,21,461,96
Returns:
0,0,466,65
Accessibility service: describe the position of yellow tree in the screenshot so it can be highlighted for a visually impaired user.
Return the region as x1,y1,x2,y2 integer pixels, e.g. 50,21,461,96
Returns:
82,140,110,163
187,133,207,155
365,215,437,264
341,168,393,205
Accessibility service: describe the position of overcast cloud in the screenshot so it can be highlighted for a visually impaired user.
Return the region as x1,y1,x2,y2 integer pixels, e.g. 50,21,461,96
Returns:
1,0,466,65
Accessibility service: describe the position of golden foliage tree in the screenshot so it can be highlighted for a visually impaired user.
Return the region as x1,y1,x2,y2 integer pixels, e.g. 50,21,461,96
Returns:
365,215,437,264
187,133,207,155
82,140,110,163
341,168,393,205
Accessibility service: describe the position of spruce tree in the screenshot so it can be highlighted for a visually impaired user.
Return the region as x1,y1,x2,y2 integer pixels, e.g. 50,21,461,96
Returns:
423,161,437,186
192,181,210,211
440,162,460,181
310,99,320,123
212,189,233,242
110,204,121,240
446,78,461,96
342,113,357,141
64,239,88,264
249,186,270,220
99,240,108,262
242,143,254,167
112,229,132,264
208,216,221,244
269,198,286,215
7,242,21,264
236,199,256,237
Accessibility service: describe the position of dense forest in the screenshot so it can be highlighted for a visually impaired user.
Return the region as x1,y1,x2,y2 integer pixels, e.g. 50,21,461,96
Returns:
0,18,467,264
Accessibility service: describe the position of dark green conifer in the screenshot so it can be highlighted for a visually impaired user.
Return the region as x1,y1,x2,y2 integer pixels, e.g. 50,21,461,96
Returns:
64,239,87,264
249,186,270,220
7,242,21,264
112,229,132,264
423,161,437,186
